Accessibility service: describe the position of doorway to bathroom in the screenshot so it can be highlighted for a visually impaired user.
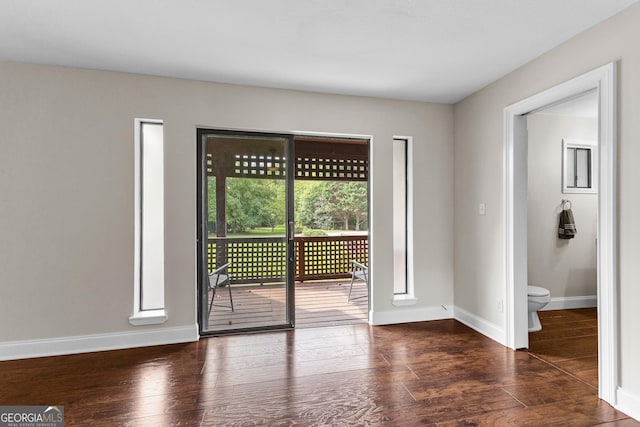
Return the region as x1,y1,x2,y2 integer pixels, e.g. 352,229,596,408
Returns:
526,91,599,314
504,63,617,404
524,91,599,389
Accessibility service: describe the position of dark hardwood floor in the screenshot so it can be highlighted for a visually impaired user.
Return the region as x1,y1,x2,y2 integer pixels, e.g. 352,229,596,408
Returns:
529,308,599,389
0,317,636,426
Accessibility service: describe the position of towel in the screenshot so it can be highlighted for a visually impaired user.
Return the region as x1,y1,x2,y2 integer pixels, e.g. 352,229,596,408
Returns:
558,208,577,239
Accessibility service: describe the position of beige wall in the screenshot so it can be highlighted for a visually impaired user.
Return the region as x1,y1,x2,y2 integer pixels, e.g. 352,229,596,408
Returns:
527,113,598,298
0,62,453,342
454,2,640,398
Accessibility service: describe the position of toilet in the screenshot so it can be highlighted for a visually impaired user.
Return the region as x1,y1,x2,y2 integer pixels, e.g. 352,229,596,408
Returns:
528,285,551,332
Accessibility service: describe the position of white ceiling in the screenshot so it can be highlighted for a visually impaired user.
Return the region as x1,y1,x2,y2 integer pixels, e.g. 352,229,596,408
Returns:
0,0,636,103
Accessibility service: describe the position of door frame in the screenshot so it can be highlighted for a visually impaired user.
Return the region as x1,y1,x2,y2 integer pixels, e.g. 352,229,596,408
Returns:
504,62,618,403
196,128,296,335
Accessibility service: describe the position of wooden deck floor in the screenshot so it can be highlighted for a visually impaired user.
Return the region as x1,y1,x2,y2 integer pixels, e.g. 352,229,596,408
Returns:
206,279,368,332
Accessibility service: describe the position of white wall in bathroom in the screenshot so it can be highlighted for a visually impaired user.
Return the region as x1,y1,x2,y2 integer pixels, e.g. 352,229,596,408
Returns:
527,113,598,299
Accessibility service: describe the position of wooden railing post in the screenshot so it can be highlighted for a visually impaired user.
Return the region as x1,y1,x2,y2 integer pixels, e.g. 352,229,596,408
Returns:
297,237,305,282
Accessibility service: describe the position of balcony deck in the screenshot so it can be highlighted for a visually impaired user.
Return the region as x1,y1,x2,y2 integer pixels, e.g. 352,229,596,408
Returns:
207,279,368,331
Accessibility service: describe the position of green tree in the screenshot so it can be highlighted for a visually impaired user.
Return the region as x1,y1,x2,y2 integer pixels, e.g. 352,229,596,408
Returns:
322,182,367,231
211,178,367,235
296,181,333,230
337,181,368,230
226,178,285,234
295,181,367,231
264,180,286,232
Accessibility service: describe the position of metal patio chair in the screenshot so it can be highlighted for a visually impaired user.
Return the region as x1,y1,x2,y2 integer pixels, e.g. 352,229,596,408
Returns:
348,260,368,302
208,263,233,315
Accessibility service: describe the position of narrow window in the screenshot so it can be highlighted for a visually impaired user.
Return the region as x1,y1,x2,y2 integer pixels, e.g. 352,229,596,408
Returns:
562,139,597,194
130,119,167,325
393,138,408,295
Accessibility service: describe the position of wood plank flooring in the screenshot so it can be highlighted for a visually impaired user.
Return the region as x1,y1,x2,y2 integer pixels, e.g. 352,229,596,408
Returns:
206,280,368,332
1,317,637,426
529,308,599,389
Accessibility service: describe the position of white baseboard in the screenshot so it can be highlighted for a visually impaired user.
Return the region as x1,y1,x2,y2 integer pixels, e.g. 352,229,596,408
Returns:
616,387,640,421
453,306,506,346
370,305,452,325
0,324,199,361
542,295,597,311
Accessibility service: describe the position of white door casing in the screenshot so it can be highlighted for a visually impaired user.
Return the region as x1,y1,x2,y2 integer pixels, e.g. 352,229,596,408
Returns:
504,62,617,404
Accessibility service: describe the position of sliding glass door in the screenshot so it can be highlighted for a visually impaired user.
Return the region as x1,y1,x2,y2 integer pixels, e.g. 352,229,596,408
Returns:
197,130,295,334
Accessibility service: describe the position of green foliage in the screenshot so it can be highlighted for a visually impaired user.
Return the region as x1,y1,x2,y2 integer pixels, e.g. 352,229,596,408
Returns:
208,178,285,234
296,181,334,230
208,178,368,235
227,226,286,237
295,181,368,231
330,181,368,231
301,228,328,236
226,178,285,234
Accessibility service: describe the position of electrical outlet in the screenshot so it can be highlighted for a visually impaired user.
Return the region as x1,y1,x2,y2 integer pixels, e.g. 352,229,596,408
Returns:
479,203,486,215
498,299,503,313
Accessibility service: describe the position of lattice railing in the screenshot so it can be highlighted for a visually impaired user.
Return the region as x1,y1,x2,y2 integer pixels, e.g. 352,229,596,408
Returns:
295,236,368,281
207,235,368,284
207,237,287,284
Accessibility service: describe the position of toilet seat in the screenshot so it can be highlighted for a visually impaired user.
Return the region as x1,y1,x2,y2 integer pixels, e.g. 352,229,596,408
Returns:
528,285,550,297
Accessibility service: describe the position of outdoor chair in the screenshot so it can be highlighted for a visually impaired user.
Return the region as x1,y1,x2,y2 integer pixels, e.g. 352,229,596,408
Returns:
348,260,368,302
208,263,233,315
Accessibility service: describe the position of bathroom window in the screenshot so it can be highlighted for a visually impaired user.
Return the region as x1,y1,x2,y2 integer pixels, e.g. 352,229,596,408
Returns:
562,139,597,194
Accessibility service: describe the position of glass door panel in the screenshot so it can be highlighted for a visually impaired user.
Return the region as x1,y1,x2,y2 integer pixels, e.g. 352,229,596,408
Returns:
198,130,294,334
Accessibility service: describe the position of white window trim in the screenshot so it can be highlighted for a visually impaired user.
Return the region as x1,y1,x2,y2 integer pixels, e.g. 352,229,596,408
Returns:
392,136,416,306
129,118,167,326
562,138,597,194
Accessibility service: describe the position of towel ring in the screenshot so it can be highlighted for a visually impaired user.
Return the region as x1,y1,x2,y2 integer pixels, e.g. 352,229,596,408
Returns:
561,199,572,209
